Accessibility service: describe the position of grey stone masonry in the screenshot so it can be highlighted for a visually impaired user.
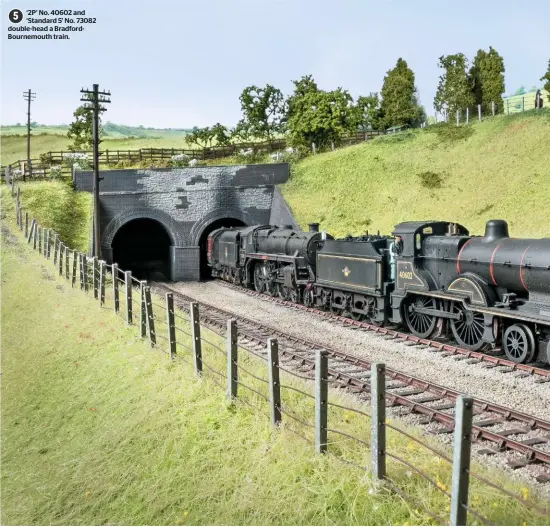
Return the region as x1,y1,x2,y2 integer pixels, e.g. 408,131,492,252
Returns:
74,163,297,281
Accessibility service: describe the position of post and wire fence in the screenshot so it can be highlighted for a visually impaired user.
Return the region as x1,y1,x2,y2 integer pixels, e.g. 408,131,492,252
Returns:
7,179,550,526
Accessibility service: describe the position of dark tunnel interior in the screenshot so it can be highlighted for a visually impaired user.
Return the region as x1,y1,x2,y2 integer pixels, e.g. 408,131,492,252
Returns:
198,218,246,279
112,218,172,281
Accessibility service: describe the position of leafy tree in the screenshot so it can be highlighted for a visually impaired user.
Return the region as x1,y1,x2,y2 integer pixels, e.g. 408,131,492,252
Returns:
67,96,102,150
210,123,231,146
541,60,550,94
379,58,423,129
286,75,356,149
186,126,214,148
239,84,286,142
230,120,252,143
514,86,526,96
354,93,384,131
469,47,505,114
434,53,475,118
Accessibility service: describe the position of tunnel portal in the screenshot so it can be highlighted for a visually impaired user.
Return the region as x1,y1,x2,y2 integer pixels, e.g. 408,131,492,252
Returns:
112,218,172,281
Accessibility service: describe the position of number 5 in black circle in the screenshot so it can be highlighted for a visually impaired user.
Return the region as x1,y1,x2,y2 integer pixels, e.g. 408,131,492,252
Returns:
9,9,23,23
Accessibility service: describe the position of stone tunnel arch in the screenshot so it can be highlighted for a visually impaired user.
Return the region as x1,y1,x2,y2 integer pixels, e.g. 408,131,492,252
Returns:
111,218,174,280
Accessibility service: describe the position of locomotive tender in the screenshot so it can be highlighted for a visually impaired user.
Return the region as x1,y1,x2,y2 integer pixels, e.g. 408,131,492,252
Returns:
207,220,550,365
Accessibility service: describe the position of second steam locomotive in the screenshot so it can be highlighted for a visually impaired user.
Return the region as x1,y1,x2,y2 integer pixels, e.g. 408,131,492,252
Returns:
207,220,550,365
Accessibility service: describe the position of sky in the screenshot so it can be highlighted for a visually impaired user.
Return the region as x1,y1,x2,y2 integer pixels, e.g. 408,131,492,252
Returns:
1,0,549,128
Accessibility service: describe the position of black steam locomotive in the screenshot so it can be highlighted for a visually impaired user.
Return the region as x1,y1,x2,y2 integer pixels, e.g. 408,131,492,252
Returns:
207,220,550,365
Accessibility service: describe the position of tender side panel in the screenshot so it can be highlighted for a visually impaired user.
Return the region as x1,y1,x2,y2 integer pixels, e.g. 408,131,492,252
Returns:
316,253,382,293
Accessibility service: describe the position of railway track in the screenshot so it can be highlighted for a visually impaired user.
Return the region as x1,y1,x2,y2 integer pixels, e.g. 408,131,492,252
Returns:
152,281,550,483
218,280,550,382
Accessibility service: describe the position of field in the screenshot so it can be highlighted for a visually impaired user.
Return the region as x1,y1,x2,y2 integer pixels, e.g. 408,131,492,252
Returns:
281,111,550,239
2,188,549,525
503,89,549,114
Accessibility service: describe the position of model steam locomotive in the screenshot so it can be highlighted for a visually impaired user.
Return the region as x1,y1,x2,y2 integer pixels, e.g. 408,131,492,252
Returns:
207,220,550,365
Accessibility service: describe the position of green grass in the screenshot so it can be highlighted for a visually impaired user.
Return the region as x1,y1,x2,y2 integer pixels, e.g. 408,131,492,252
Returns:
2,188,550,525
503,89,549,113
8,181,92,252
281,111,550,239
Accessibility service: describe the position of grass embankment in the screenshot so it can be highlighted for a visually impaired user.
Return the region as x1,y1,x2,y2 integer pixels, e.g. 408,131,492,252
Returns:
2,188,550,525
282,111,550,238
7,181,92,252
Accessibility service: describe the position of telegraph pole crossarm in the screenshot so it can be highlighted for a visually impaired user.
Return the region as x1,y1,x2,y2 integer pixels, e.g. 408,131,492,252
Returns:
79,84,111,259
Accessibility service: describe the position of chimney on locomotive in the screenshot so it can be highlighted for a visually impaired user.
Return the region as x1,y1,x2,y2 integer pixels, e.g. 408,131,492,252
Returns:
483,219,509,241
308,223,320,232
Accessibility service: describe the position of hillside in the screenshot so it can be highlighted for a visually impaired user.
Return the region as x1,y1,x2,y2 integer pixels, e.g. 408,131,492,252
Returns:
281,111,550,239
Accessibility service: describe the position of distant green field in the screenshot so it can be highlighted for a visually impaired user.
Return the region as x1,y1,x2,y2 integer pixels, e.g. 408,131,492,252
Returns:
1,122,192,139
503,89,549,113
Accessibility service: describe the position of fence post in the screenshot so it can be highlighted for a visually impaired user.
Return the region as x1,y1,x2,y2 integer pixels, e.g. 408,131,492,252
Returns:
226,319,238,400
506,99,509,115
267,338,282,426
450,395,473,526
466,107,469,124
58,243,64,276
315,350,328,454
99,260,106,305
144,285,155,346
46,229,51,258
65,246,69,279
522,96,525,112
477,104,481,121
491,101,495,116
112,263,120,313
331,141,335,151
38,226,42,254
24,212,29,238
53,234,58,264
92,257,98,299
33,222,38,250
72,249,77,287
190,302,202,376
140,281,147,338
80,254,86,290
456,109,460,126
311,142,316,155
371,363,386,481
165,293,176,360
125,272,133,324
11,173,15,197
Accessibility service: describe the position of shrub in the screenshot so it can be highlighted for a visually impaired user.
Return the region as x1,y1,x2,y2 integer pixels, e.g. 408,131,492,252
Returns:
418,171,444,189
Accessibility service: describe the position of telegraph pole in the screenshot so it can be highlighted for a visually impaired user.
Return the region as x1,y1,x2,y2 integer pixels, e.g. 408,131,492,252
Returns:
80,84,111,258
23,89,36,181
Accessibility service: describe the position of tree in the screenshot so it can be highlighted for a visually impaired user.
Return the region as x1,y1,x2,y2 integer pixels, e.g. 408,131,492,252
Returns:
186,126,214,148
541,59,550,94
514,86,526,96
379,58,423,129
286,75,356,149
239,84,286,142
67,97,100,150
354,93,384,131
434,53,475,118
469,47,505,114
230,120,252,143
210,123,231,146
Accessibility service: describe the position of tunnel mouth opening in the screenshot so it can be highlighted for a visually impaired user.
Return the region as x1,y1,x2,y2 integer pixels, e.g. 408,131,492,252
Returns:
198,218,246,280
112,218,172,281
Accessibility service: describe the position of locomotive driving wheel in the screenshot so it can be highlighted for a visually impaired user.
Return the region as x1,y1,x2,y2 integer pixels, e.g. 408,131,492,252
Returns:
449,302,486,351
503,323,536,364
403,296,439,339
303,288,314,307
253,264,266,293
279,285,291,301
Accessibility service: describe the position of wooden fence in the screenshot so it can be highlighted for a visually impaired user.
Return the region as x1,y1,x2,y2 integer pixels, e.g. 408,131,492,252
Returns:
1,130,383,180
6,178,548,526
